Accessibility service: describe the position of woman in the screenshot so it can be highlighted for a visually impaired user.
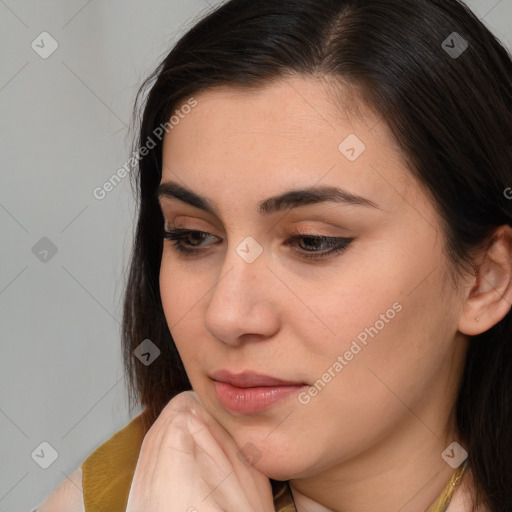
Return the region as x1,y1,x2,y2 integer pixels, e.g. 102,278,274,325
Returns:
36,0,512,511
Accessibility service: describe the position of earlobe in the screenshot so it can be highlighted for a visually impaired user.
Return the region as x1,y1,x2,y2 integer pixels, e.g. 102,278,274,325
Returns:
458,225,512,336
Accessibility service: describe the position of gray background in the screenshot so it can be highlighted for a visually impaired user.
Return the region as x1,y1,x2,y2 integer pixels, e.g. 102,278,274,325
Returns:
0,1,510,510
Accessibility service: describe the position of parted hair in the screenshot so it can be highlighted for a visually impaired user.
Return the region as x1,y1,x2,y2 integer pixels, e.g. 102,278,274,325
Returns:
122,1,512,509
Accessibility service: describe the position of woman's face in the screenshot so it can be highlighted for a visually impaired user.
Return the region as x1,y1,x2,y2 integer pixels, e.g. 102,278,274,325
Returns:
158,76,468,481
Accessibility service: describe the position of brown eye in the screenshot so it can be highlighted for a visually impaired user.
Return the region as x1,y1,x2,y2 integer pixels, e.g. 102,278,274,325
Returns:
162,228,218,255
286,232,354,260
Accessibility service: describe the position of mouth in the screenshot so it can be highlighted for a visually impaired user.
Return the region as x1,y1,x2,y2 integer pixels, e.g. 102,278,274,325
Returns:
210,369,308,414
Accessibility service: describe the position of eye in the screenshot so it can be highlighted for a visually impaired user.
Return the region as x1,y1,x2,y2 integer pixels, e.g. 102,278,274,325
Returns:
285,228,354,260
161,227,219,256
161,226,354,260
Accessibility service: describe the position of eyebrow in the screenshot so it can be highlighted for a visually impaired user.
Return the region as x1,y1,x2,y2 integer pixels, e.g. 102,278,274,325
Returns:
156,181,381,216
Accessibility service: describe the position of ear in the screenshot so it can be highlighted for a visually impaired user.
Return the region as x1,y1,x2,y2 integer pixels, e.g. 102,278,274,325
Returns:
458,225,512,336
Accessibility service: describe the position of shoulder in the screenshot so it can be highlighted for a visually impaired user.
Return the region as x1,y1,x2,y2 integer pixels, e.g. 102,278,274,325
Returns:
81,410,150,511
34,466,84,512
35,410,150,512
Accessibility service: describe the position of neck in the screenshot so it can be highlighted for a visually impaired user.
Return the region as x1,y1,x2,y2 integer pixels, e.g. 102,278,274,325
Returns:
290,429,461,512
288,332,472,512
289,401,466,512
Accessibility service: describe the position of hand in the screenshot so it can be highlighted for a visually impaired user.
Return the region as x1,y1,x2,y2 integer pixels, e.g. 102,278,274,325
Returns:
125,390,275,512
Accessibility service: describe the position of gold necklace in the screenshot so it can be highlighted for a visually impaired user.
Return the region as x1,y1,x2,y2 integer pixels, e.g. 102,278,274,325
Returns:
272,459,469,512
425,459,469,512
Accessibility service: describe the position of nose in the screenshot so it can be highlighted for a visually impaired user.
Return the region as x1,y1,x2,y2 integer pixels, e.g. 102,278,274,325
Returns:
204,239,281,346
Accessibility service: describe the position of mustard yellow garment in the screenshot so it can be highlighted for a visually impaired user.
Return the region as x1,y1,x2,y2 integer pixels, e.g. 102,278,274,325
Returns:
81,411,149,512
81,410,466,512
80,409,295,511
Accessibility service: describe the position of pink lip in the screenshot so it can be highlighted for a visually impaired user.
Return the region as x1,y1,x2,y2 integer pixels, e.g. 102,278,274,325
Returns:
210,369,308,414
210,369,306,388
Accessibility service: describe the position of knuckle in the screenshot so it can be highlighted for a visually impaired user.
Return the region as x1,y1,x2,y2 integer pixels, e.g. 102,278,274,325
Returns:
164,391,198,414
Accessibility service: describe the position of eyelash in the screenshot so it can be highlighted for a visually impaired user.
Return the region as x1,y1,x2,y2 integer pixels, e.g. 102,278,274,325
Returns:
161,226,354,261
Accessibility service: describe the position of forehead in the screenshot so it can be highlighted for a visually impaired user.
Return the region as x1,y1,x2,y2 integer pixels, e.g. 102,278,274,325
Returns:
161,76,420,216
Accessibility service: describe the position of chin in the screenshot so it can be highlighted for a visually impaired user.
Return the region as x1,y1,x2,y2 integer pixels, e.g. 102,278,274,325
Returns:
253,456,320,481
233,433,320,481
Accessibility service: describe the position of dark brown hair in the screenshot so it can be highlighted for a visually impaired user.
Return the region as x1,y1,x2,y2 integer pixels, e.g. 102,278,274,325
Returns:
122,0,512,509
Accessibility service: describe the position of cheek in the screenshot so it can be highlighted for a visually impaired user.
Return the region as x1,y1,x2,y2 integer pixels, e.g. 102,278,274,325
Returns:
287,236,413,353
246,279,452,476
303,228,448,368
302,261,451,404
291,259,406,364
159,255,210,323
159,262,205,366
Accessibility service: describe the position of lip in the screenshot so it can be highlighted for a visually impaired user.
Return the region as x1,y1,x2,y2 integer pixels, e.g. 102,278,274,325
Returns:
210,369,306,388
210,369,308,414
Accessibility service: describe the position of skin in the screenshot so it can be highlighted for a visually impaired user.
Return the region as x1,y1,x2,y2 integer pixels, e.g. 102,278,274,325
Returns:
147,75,512,512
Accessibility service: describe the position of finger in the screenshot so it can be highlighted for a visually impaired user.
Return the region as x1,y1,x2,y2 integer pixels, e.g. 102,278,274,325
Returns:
182,413,260,512
181,397,273,506
179,391,272,485
150,391,270,491
143,392,203,453
136,406,206,488
176,411,233,477
155,411,243,509
180,392,238,452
